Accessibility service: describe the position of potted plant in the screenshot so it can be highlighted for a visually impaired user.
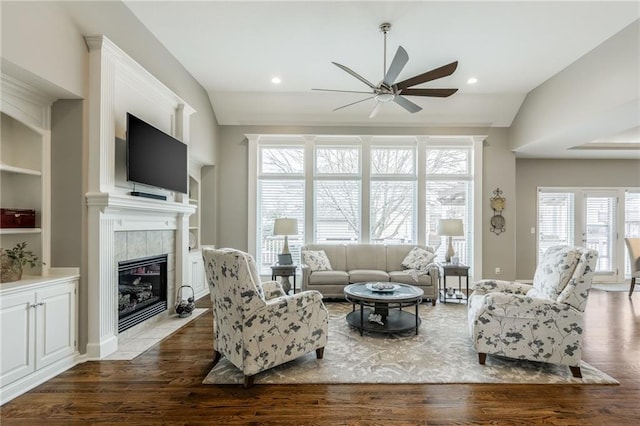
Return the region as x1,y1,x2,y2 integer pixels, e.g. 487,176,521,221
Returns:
0,242,39,282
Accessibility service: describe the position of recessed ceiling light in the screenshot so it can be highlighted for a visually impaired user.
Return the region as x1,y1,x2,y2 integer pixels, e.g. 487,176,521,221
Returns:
467,77,478,85
271,77,282,84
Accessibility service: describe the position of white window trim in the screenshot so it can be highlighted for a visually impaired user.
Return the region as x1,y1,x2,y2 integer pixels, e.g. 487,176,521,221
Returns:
248,133,485,280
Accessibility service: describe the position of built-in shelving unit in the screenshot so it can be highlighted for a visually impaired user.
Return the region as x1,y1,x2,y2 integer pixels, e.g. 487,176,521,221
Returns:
0,75,53,276
188,175,200,251
1,72,80,405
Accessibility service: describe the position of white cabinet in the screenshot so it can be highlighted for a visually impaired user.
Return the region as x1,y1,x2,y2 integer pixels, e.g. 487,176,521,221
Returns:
0,273,79,405
189,250,208,300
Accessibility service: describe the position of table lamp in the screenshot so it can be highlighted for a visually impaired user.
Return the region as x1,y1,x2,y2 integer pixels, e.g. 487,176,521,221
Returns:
273,218,298,254
437,219,464,263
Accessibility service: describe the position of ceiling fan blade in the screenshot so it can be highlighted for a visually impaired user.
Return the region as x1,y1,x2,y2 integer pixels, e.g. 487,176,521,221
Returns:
332,62,377,89
393,95,422,114
400,88,458,97
312,88,375,94
333,96,375,112
369,102,383,119
382,46,409,86
394,61,459,90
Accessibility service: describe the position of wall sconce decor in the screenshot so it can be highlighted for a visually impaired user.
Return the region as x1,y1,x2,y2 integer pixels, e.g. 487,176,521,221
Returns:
490,188,506,235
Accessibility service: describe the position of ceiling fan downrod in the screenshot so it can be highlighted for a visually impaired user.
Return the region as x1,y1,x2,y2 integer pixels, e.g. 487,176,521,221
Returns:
380,22,391,80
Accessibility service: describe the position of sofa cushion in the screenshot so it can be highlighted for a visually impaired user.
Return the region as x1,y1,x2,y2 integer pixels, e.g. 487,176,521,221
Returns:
389,270,434,286
302,250,332,272
346,244,386,270
348,269,390,283
401,247,436,271
308,270,349,286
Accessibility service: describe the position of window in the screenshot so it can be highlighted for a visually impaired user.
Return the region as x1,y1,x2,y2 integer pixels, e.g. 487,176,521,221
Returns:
370,147,416,243
314,146,361,243
257,146,304,271
426,147,473,269
251,135,480,276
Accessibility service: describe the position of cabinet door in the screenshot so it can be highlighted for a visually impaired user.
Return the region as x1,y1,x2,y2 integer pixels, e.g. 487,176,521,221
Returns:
36,280,77,369
0,291,35,386
190,252,207,299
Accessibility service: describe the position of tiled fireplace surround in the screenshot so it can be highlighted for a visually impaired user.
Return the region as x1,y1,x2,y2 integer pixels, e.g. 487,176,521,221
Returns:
114,230,176,339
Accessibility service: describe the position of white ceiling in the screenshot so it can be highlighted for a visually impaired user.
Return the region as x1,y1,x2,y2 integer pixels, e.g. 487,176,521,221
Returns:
123,1,640,157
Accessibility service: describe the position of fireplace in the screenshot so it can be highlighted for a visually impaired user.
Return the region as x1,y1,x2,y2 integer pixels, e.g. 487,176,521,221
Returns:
118,254,168,333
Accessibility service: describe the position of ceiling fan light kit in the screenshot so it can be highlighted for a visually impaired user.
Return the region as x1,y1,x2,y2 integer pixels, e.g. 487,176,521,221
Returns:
313,22,459,118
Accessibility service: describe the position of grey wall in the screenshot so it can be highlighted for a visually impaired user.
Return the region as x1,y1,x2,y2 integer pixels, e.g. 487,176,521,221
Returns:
2,1,219,354
1,1,219,166
515,159,640,278
218,124,517,280
510,20,639,155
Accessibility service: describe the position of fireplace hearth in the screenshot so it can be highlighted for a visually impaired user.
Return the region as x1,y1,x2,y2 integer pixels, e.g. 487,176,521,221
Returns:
118,254,168,333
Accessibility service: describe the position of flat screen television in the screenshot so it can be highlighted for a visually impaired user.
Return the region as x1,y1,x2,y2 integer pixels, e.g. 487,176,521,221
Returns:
126,112,188,195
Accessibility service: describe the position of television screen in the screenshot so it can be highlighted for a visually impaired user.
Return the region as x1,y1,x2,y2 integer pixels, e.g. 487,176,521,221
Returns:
126,113,188,194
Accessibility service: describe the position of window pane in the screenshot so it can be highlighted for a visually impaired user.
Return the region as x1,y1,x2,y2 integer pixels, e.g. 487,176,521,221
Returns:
261,147,304,174
257,180,304,273
371,148,415,175
585,196,616,273
371,181,415,243
315,147,359,174
426,180,471,267
426,149,469,174
315,180,360,242
537,192,574,259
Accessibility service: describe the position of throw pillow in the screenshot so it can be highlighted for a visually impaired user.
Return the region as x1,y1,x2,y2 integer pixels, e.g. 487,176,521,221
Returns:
401,247,436,271
302,250,333,272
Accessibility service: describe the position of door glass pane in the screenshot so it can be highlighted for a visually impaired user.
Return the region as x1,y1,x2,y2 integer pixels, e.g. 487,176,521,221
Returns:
538,192,574,259
625,191,640,277
585,195,616,273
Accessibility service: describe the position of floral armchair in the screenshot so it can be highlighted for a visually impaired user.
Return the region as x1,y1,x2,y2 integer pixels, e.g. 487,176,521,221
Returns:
467,245,598,378
202,248,328,387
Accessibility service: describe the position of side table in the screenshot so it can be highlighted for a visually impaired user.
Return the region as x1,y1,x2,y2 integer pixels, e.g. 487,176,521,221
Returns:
439,263,470,304
270,264,297,295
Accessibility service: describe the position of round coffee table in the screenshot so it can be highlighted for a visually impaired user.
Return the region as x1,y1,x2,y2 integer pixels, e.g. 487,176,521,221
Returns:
343,282,424,335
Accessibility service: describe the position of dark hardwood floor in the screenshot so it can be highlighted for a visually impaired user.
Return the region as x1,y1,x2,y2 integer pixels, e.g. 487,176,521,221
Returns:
1,289,639,425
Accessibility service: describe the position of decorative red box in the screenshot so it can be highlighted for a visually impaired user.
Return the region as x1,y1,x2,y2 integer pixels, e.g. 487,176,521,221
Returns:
0,208,36,228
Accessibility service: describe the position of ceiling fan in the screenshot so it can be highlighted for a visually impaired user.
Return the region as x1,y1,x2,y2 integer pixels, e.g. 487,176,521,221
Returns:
313,23,458,118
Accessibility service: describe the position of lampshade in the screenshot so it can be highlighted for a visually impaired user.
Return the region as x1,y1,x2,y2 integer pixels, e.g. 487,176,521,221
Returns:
437,219,464,237
273,218,298,236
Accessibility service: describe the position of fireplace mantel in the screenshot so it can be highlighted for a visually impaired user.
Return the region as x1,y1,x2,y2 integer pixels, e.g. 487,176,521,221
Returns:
85,35,196,359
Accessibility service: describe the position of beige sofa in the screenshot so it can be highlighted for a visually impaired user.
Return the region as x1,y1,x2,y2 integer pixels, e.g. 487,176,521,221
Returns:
300,244,439,305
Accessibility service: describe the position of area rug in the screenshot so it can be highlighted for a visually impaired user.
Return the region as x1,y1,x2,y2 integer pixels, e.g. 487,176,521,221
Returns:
592,283,638,292
203,303,618,385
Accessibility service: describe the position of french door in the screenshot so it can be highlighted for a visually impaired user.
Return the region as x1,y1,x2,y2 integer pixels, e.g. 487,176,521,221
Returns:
581,191,617,281
538,188,619,283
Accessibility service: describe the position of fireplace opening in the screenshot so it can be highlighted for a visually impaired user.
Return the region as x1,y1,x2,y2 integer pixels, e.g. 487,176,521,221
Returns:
118,254,168,333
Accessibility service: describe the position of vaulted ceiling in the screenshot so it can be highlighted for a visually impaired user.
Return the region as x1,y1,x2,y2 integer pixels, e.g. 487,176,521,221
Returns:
123,1,640,158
